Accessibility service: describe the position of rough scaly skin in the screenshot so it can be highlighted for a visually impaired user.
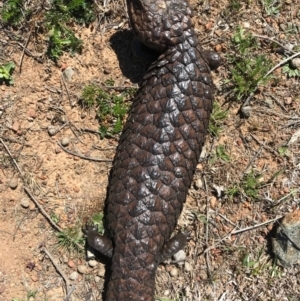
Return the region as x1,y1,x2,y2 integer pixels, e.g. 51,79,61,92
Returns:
84,0,217,300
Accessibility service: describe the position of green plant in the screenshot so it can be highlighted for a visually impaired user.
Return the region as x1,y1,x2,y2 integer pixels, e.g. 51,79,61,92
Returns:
242,248,265,276
227,170,262,200
46,26,83,61
242,170,262,199
12,289,38,301
56,226,85,253
1,0,24,25
278,145,289,156
0,62,15,84
91,213,104,234
209,101,228,136
50,211,60,224
282,64,300,78
209,145,230,164
81,84,130,138
228,27,272,101
261,0,280,16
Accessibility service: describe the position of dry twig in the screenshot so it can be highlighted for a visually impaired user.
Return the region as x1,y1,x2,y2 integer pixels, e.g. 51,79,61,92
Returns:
41,246,74,300
24,187,63,233
58,142,113,162
0,138,24,177
19,30,32,73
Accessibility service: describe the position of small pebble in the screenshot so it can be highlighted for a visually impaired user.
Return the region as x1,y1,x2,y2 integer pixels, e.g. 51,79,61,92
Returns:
194,178,203,190
184,262,192,272
69,271,79,281
285,97,293,105
97,265,106,277
291,58,300,69
243,21,251,28
63,67,74,82
88,260,98,268
169,267,178,277
61,137,70,147
8,178,18,190
210,196,217,209
95,276,101,283
77,265,88,274
20,198,30,208
86,249,96,259
245,136,252,143
163,290,170,296
48,125,57,136
240,106,252,118
264,98,273,108
68,260,75,268
173,250,186,263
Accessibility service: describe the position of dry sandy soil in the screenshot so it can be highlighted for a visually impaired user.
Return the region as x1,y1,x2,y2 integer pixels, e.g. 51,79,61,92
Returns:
0,0,300,300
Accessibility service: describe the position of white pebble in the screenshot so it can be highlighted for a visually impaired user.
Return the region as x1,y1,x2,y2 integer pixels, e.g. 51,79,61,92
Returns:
69,271,79,280
8,178,18,190
184,262,192,272
95,276,101,283
61,137,70,147
77,265,88,274
20,198,30,208
164,289,170,296
194,178,203,190
48,125,57,136
169,267,178,277
97,265,106,277
291,58,300,69
173,250,186,263
88,259,98,268
86,248,96,259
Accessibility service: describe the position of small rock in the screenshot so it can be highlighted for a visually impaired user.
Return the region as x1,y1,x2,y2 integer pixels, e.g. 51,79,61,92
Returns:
0,285,5,294
291,58,300,69
77,265,88,274
284,97,293,105
73,186,80,193
103,67,112,75
97,265,106,277
68,260,75,268
20,198,30,208
31,274,38,282
8,178,18,190
210,196,217,209
88,260,98,268
173,250,186,264
272,210,300,267
95,276,101,283
63,67,74,82
86,249,96,259
12,121,20,132
194,178,203,190
163,290,170,296
69,271,79,281
243,21,251,28
245,136,252,143
240,106,252,118
169,267,178,277
28,108,37,119
61,137,70,147
184,262,192,272
48,125,58,136
264,98,273,108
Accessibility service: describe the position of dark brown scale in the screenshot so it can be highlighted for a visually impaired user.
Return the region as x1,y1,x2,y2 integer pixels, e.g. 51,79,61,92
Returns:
83,0,221,300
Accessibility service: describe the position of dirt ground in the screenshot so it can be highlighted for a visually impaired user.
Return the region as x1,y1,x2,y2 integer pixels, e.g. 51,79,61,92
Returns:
0,0,300,300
